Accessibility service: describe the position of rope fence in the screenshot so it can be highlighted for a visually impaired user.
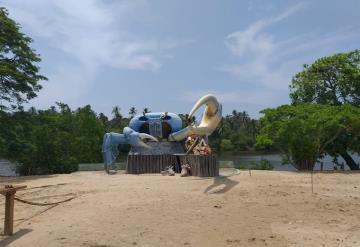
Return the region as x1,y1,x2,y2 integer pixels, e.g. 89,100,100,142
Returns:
14,195,76,206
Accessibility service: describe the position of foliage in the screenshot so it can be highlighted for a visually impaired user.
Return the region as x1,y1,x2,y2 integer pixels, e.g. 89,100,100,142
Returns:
0,7,47,110
209,110,260,153
128,107,137,118
0,104,107,175
256,104,360,170
251,159,273,170
289,49,360,169
238,159,273,170
290,49,360,106
220,139,234,152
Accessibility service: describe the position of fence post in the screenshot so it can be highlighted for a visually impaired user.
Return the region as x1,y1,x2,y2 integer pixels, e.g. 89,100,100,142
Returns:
1,185,27,235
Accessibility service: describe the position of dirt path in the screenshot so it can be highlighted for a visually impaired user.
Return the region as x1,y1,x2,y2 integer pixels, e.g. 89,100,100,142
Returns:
0,170,359,247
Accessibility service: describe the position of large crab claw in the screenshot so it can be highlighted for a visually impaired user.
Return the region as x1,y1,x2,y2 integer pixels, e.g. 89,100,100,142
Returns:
169,94,222,141
124,127,158,149
102,127,158,167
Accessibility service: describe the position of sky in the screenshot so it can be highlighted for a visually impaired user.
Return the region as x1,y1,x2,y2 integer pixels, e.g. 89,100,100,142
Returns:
1,0,360,118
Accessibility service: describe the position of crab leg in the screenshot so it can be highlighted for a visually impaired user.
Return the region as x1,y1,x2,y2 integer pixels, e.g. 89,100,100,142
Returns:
102,127,158,167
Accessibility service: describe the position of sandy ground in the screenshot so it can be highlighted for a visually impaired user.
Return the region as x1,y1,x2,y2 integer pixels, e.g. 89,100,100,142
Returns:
0,170,359,247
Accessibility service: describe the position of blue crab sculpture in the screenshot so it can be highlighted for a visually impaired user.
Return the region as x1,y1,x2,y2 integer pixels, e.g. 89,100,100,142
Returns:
102,94,222,171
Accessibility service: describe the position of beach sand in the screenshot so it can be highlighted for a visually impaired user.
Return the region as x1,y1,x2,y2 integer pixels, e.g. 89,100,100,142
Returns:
0,170,359,247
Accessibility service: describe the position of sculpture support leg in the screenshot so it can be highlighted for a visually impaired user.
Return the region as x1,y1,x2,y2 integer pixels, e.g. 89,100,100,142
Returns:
102,133,127,167
102,129,158,173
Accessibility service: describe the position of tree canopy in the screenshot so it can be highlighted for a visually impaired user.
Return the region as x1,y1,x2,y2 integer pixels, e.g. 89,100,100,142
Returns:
0,104,106,175
288,49,360,170
209,110,259,153
290,49,360,106
256,104,360,170
0,7,47,110
128,107,137,118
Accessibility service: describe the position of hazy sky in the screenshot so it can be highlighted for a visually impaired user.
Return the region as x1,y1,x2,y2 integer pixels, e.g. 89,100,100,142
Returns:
2,0,360,118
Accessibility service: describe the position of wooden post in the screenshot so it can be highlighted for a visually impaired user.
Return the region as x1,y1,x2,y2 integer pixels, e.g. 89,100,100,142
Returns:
4,191,15,235
1,185,27,236
311,170,314,194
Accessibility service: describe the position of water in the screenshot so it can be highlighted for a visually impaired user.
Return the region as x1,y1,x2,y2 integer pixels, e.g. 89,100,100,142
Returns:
0,159,17,176
78,153,360,172
219,153,360,171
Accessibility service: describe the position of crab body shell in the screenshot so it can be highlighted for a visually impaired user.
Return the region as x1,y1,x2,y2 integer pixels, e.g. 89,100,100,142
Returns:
129,112,182,140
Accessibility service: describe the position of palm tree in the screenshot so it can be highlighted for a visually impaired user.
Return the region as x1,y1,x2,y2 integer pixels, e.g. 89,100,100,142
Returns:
240,111,250,128
112,106,122,119
129,107,137,118
99,112,108,125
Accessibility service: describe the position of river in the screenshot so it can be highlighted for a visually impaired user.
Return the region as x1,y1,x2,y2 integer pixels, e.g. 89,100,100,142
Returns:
219,153,360,171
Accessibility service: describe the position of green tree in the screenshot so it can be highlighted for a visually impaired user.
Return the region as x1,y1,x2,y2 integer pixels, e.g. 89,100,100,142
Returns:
290,50,360,106
128,107,137,118
256,104,360,170
0,7,47,110
0,103,108,175
220,139,234,152
110,106,123,130
98,113,109,129
289,50,360,169
73,105,105,163
112,106,122,119
208,110,260,154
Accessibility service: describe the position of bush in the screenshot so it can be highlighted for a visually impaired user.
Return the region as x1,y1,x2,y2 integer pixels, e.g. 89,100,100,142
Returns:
1,104,105,175
238,159,273,170
250,159,273,170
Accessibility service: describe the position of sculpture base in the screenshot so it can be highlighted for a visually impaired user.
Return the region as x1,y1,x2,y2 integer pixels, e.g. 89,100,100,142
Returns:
126,154,219,177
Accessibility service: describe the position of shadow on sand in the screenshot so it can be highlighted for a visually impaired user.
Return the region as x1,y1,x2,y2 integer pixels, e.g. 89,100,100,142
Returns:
204,176,239,194
0,228,32,246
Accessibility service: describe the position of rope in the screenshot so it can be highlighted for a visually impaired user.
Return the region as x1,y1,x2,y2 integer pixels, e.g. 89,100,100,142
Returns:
14,195,76,206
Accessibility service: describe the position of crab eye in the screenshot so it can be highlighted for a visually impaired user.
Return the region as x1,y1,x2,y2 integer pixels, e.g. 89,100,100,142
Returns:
162,115,171,120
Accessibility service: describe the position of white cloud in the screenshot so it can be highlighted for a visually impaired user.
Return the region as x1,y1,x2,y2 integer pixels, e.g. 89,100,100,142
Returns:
222,3,306,92
211,2,360,116
225,2,305,57
5,0,188,72
221,2,360,96
2,0,191,108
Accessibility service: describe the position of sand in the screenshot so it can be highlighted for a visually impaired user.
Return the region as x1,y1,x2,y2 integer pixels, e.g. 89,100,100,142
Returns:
0,170,359,247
